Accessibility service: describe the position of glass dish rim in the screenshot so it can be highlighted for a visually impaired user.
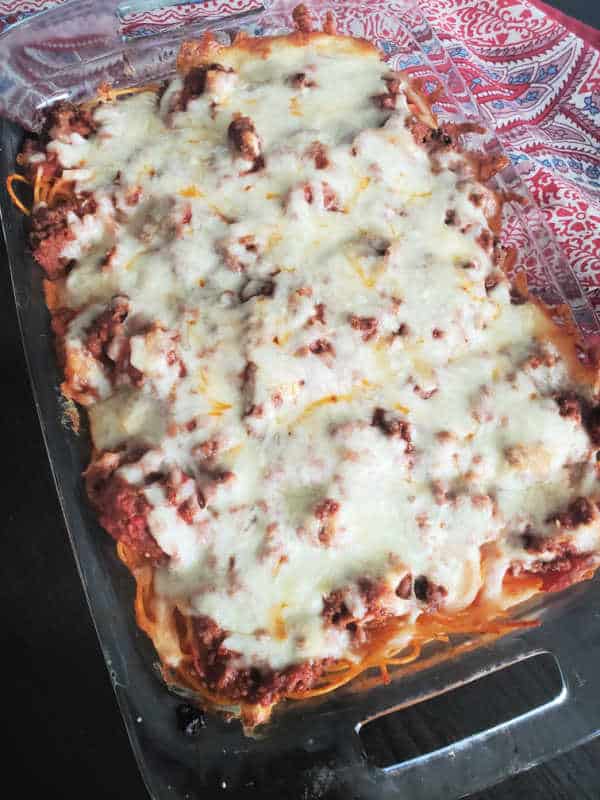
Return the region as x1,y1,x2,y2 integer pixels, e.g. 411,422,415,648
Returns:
2,2,600,798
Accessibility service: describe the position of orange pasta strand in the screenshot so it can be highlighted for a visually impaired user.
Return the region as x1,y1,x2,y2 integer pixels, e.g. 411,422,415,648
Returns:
6,174,31,215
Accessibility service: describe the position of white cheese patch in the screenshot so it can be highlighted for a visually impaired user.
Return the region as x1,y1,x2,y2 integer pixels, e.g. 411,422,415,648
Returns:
88,389,166,451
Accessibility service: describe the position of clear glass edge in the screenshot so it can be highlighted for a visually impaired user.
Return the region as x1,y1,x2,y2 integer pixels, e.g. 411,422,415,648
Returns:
2,2,600,798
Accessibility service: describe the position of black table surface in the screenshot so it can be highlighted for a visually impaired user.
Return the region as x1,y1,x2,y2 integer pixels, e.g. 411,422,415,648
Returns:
2,2,599,798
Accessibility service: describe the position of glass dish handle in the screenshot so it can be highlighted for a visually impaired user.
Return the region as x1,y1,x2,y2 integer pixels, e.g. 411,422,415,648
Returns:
116,0,272,41
335,611,600,800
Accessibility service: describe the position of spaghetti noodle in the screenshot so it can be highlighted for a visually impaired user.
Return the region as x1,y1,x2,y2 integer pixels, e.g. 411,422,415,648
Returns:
6,173,31,215
94,82,162,105
6,169,75,213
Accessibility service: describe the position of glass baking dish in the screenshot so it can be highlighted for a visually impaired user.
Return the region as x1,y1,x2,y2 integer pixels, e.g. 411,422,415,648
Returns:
2,1,600,798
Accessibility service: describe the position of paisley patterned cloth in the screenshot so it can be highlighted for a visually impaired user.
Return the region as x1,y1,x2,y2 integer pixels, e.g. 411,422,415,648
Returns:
419,0,600,314
1,0,598,310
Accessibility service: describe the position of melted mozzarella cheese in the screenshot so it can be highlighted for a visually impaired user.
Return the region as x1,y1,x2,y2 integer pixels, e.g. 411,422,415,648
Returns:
49,36,599,671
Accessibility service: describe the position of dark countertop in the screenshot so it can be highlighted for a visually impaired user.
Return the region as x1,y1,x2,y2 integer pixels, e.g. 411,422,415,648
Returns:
2,2,598,798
